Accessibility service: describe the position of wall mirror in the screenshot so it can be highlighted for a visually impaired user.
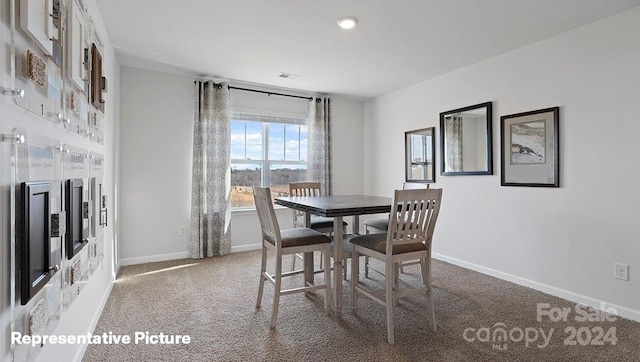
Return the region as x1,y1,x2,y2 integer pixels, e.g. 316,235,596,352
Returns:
439,102,493,176
405,127,435,183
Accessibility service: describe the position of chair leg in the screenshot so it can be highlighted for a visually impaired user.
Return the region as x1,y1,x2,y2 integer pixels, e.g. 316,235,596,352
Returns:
343,258,348,281
290,253,297,271
393,263,400,307
420,258,436,332
256,245,267,309
270,252,283,329
323,246,332,315
351,251,360,308
394,263,400,287
364,256,369,278
385,260,395,345
364,226,370,278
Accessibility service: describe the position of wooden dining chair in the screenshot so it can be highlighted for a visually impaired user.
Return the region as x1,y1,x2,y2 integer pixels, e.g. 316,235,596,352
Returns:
253,186,332,328
363,182,430,276
289,182,347,275
348,188,442,345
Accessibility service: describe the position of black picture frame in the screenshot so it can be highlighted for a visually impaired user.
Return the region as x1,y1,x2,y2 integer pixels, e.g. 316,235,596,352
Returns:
500,107,560,187
21,181,52,305
66,178,87,259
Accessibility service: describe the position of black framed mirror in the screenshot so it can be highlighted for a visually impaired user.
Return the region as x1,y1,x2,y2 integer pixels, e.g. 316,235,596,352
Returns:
405,127,435,183
439,102,493,176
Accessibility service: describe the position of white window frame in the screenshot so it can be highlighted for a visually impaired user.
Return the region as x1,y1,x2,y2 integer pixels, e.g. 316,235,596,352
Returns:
231,111,308,209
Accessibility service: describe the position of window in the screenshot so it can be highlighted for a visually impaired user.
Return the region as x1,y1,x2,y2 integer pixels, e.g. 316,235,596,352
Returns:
230,112,308,208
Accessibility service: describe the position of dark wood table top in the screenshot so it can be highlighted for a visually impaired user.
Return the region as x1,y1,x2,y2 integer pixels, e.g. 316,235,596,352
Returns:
274,194,392,217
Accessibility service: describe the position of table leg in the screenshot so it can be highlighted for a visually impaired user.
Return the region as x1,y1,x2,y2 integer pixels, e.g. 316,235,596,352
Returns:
333,216,344,313
353,215,360,235
304,212,314,285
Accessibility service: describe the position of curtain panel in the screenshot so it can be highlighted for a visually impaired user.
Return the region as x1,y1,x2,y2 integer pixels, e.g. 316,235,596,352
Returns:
444,115,463,172
308,98,333,196
190,81,231,258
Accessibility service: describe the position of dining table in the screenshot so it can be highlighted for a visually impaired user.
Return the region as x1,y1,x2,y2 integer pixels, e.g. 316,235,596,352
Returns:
274,194,392,313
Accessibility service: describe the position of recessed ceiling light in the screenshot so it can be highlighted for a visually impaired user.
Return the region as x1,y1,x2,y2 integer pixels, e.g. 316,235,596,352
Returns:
337,16,358,30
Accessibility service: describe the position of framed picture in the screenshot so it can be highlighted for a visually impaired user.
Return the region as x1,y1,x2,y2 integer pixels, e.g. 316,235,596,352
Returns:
500,107,559,187
91,43,105,112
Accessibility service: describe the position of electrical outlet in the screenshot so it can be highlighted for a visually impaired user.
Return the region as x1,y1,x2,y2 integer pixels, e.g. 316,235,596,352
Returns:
614,263,629,281
178,225,187,236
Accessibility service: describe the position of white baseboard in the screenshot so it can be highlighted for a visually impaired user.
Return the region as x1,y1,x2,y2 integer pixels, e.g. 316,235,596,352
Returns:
432,252,640,323
119,251,190,266
73,272,116,362
118,245,261,267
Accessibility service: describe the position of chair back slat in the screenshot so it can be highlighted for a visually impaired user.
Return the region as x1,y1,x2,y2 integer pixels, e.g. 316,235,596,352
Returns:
400,182,430,238
289,182,322,220
387,188,443,254
289,182,322,197
253,186,282,249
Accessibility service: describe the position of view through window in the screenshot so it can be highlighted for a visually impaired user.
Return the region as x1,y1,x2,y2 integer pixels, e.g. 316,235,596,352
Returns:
230,112,308,208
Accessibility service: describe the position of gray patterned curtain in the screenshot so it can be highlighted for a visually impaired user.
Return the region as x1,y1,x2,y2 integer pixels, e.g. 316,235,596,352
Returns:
308,98,332,196
444,115,463,172
190,81,231,258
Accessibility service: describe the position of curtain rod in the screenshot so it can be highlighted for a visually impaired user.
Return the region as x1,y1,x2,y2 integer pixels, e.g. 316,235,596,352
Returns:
228,86,313,101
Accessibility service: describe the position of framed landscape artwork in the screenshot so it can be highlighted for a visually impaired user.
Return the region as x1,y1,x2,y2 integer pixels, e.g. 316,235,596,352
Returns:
500,107,559,187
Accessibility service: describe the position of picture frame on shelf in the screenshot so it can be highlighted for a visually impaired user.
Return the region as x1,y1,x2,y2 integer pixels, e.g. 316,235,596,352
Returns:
500,107,560,187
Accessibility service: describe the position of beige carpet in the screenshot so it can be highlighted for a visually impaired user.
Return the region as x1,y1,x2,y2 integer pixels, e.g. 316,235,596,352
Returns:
83,251,640,361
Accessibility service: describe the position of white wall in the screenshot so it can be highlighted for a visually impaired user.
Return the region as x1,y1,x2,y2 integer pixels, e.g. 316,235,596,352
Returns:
0,1,120,361
331,97,365,195
118,68,194,263
118,66,365,263
364,8,640,321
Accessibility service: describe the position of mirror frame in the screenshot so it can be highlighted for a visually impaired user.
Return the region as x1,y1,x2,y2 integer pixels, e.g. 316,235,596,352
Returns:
405,127,435,183
439,101,493,176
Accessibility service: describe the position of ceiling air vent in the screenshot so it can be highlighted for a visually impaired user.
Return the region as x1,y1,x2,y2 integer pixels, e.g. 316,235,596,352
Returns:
278,72,301,80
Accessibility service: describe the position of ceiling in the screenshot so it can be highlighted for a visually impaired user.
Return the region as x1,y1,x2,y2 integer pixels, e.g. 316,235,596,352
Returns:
95,0,640,100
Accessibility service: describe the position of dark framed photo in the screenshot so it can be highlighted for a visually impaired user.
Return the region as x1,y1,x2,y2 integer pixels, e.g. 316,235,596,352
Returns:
500,107,559,187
